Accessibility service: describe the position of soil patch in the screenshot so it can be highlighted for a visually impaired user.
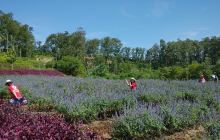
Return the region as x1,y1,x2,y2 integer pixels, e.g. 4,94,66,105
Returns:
160,125,205,140
82,120,113,139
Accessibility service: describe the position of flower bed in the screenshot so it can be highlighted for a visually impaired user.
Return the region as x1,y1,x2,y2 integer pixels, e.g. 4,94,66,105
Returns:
0,69,65,76
0,99,100,139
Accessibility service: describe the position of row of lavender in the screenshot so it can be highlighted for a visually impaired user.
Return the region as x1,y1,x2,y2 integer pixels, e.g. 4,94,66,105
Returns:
0,75,220,139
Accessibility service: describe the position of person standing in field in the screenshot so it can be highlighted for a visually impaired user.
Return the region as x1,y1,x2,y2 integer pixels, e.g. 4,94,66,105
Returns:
5,80,27,105
211,74,218,83
199,74,206,83
126,77,137,90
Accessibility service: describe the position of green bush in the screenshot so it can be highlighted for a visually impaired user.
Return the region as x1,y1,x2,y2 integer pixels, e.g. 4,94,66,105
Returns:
45,60,55,69
162,108,182,133
201,95,220,112
28,97,55,112
188,62,203,79
0,86,10,99
91,64,108,77
56,56,86,76
175,92,199,102
18,87,55,112
214,59,220,77
14,58,46,69
113,112,166,139
171,66,185,80
205,121,220,140
162,105,203,134
0,52,8,63
138,93,168,104
201,57,213,80
159,67,172,80
68,97,134,123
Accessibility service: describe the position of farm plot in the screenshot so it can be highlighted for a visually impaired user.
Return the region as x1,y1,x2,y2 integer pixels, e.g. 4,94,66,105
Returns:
0,75,220,139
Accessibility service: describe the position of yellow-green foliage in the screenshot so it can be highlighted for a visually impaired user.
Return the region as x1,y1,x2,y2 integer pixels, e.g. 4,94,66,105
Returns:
0,53,53,70
0,53,7,63
13,58,46,69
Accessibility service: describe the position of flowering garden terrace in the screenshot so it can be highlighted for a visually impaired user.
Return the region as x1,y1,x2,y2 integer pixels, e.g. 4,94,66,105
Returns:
0,69,65,76
0,75,220,139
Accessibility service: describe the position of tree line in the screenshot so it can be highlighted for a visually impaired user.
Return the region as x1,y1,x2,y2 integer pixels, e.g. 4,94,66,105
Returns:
0,10,220,79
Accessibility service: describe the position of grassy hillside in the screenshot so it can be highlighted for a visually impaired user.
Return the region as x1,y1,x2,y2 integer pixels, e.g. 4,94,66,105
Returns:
0,52,53,70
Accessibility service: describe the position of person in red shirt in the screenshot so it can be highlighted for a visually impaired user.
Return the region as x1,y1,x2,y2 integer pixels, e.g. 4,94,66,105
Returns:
126,77,137,90
5,80,27,105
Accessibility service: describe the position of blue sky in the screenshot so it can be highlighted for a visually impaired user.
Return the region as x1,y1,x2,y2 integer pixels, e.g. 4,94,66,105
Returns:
0,0,220,49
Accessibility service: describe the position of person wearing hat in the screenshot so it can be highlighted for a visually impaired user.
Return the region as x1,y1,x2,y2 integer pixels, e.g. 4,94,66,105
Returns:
126,77,137,90
211,74,218,82
198,74,206,83
5,80,27,105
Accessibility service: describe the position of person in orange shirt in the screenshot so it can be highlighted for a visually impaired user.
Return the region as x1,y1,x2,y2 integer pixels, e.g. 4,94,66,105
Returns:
5,80,27,105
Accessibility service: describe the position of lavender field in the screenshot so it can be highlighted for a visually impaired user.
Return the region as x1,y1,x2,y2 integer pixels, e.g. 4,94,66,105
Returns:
1,75,220,139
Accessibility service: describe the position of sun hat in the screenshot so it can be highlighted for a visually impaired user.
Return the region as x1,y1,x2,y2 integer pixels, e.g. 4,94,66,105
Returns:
211,74,216,78
130,77,136,81
5,79,12,85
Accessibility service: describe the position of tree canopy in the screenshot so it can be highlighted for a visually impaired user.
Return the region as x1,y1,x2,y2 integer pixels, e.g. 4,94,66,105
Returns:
1,10,220,79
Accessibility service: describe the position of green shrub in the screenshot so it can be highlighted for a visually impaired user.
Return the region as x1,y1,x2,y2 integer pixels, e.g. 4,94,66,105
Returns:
201,95,220,112
159,67,172,80
138,93,168,104
205,121,220,140
171,66,185,80
14,58,46,69
113,112,166,139
175,92,199,102
91,64,108,77
67,97,134,123
28,97,55,112
0,53,8,63
0,86,10,99
14,58,33,69
162,104,204,134
214,59,220,77
45,60,55,69
162,108,182,133
188,62,203,79
56,56,86,76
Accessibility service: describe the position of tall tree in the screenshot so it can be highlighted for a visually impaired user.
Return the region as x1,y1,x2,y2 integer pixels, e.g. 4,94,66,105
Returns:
159,39,166,66
145,43,160,69
68,27,86,58
120,47,131,60
0,11,35,57
44,31,70,61
85,39,100,56
131,47,145,62
100,37,122,59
